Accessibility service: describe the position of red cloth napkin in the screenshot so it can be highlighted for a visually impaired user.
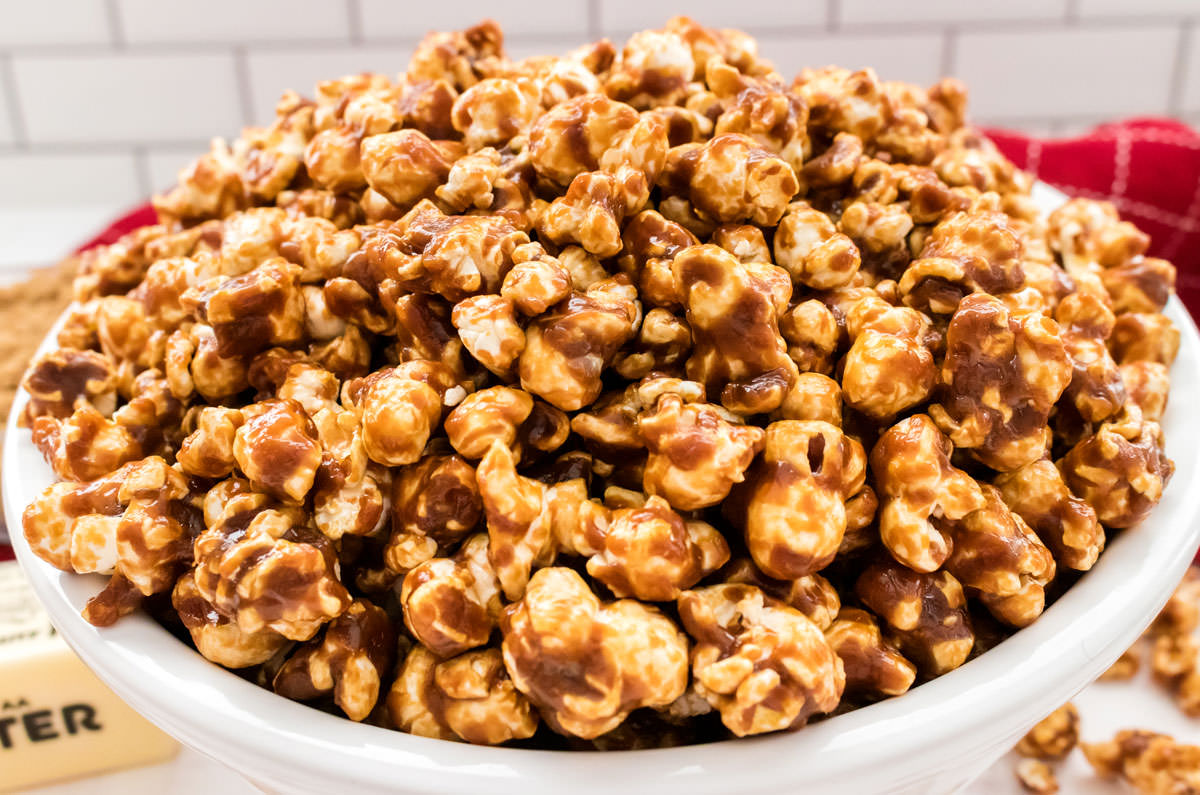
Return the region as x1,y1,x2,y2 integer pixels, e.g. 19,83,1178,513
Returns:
2,118,1197,564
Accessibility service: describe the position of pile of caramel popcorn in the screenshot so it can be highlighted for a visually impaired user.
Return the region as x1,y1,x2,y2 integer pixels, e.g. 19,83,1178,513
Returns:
17,17,1180,747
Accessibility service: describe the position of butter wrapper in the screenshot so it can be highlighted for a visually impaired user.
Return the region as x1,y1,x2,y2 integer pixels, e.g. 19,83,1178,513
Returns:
0,561,179,791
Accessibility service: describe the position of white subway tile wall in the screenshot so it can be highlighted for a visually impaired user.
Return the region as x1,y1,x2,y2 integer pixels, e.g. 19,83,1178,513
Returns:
760,33,945,87
1076,0,1200,17
0,0,1197,217
0,153,142,206
954,27,1179,121
599,0,825,35
836,0,1067,25
12,53,243,143
117,0,352,44
0,1,112,47
359,0,592,38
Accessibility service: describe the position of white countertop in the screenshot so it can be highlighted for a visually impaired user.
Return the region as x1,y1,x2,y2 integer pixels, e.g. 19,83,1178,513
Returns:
4,209,1192,795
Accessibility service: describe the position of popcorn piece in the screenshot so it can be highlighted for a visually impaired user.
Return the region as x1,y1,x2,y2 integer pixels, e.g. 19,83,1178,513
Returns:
1055,292,1126,424
475,441,612,600
273,599,395,721
31,406,141,483
1016,703,1079,760
389,645,538,745
21,349,117,423
659,134,799,226
501,243,572,316
451,78,538,150
346,364,449,467
824,607,916,698
871,414,985,573
183,259,307,358
400,534,502,658
719,557,842,630
309,405,392,540
1103,256,1176,315
584,494,729,601
677,583,844,736
1082,730,1200,794
673,244,797,414
940,485,1056,628
774,201,861,289
406,21,504,91
900,210,1025,315
451,294,526,377
856,559,975,676
1049,198,1150,273
1060,405,1173,528
730,420,868,580
1015,759,1058,795
387,454,481,572
1100,646,1141,682
1121,361,1171,422
232,399,322,502
796,67,888,143
1110,312,1180,367
637,381,765,510
444,386,534,460
994,459,1104,571
528,94,639,186
518,275,640,411
359,201,528,303
711,224,771,264
618,209,698,309
613,307,692,380
360,129,454,211
839,290,937,421
177,406,243,479
928,293,1072,472
22,457,193,624
1151,632,1198,690
501,567,689,738
193,502,351,641
606,29,694,109
779,299,839,375
172,573,289,669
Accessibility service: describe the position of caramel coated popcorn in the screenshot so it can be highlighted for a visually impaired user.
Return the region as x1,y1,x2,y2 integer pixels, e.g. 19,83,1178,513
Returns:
18,16,1179,749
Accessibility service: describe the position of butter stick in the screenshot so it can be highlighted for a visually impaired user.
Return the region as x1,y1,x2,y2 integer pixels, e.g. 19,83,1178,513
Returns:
0,561,178,792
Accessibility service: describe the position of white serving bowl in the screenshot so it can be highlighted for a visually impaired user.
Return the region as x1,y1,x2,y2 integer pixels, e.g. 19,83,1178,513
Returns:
5,186,1200,795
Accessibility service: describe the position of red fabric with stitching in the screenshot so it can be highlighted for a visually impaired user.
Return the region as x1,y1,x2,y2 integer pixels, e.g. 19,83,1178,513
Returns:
985,117,1200,316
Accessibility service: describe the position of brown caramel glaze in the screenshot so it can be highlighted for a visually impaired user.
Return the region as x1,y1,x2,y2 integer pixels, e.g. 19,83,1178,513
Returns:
22,349,114,422
83,573,144,627
856,558,974,677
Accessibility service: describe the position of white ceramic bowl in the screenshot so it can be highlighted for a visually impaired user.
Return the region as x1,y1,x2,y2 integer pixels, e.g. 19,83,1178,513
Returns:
6,186,1200,795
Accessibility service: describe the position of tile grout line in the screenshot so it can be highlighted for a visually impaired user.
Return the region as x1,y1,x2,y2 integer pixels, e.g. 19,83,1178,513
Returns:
346,0,364,44
826,0,839,32
1065,0,1080,23
1169,20,1194,115
232,45,256,128
587,0,601,40
940,26,957,77
104,0,126,48
0,54,28,147
132,145,152,198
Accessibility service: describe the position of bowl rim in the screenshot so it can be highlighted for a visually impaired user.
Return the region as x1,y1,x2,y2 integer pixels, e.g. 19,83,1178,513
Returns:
5,185,1200,795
